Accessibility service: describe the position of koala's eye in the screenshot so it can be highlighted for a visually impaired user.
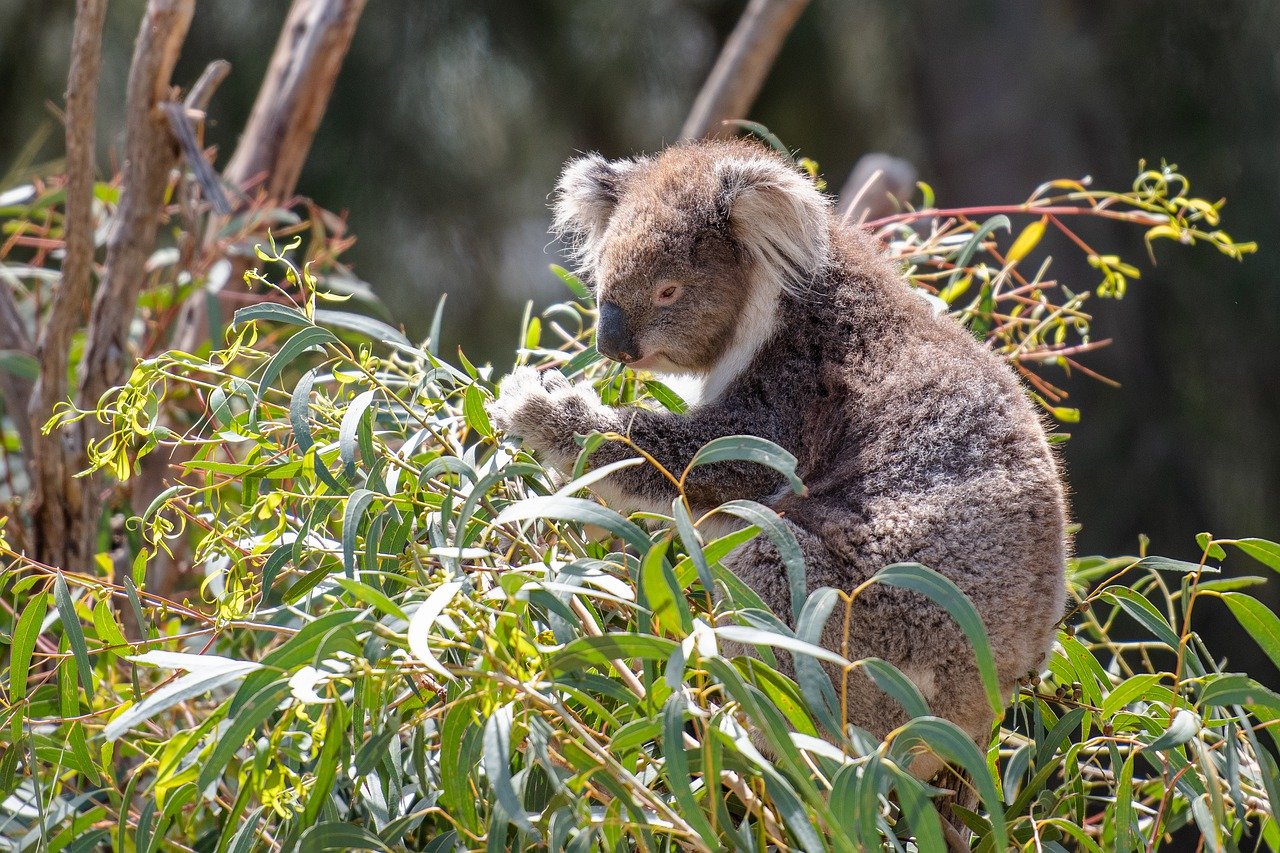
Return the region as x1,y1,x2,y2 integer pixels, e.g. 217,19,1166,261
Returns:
653,281,684,306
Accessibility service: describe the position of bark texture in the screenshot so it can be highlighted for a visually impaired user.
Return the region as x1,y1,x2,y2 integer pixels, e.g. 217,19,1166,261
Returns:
26,0,109,570
221,0,368,206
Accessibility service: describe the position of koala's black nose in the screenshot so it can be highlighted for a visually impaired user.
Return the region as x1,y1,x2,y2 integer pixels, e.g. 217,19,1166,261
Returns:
597,301,638,363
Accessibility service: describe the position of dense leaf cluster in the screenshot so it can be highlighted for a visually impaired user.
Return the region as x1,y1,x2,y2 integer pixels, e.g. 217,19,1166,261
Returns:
1,173,1276,851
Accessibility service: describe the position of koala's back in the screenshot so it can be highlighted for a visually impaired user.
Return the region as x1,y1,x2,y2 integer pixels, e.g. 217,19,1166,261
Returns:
729,225,1068,751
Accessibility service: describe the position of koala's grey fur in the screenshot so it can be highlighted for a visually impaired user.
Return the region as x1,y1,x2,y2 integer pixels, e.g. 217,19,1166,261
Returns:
490,139,1068,772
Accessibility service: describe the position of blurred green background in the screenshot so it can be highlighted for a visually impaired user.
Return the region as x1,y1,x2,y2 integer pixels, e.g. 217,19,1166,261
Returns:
1,0,1276,682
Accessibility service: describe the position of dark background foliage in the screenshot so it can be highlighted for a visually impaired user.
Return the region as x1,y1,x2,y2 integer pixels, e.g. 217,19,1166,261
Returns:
1,0,1275,683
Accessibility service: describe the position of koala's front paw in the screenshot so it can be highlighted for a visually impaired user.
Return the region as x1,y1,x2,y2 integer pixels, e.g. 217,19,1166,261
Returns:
488,367,607,469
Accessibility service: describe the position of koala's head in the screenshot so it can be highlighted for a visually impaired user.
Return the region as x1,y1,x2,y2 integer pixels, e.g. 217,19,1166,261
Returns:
552,140,830,377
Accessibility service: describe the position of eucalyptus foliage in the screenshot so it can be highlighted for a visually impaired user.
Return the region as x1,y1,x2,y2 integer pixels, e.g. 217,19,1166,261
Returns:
1,169,1277,851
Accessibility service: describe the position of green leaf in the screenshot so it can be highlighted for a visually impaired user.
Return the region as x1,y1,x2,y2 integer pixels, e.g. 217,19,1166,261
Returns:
105,654,260,741
289,369,317,452
715,625,850,667
673,524,761,587
407,580,463,680
54,574,93,695
495,495,650,553
685,435,805,496
122,576,148,639
869,563,1003,713
861,657,930,720
1191,791,1226,853
1135,555,1218,574
639,536,689,635
660,696,718,845
333,577,408,621
296,822,393,852
887,765,946,853
1225,538,1280,573
792,586,843,736
550,264,590,300
553,634,678,673
829,761,881,851
9,589,48,701
440,699,482,829
354,726,400,776
231,611,362,712
1146,707,1200,752
767,773,843,851
1100,586,1181,648
642,379,687,413
672,498,713,594
712,500,806,623
91,598,128,649
1197,674,1280,712
724,120,789,156
197,680,291,791
484,703,537,836
1101,673,1164,718
1193,575,1268,594
232,303,311,329
314,308,413,349
339,389,377,474
703,658,843,841
0,349,38,381
947,214,1012,290
1219,592,1280,672
341,488,377,579
256,325,338,403
224,807,265,853
463,384,492,437
1196,532,1227,561
1113,753,1138,852
894,716,1008,849
427,294,447,355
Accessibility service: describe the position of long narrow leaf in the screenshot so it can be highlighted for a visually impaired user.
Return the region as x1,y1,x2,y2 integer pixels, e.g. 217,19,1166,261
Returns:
53,574,93,695
483,703,537,836
8,590,48,701
869,563,1002,713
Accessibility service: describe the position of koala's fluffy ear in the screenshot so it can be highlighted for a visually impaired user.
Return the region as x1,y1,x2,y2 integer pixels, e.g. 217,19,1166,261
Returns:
552,154,642,263
715,157,831,291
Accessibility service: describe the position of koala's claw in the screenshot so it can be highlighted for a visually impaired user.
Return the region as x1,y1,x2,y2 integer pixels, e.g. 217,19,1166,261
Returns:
487,368,603,468
539,368,572,393
488,366,546,439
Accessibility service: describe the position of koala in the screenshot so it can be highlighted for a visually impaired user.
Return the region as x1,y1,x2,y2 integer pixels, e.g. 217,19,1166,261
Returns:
490,139,1067,771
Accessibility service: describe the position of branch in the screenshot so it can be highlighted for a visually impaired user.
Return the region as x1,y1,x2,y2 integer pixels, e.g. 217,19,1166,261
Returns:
24,0,108,562
162,102,231,215
151,0,368,596
220,0,368,207
0,269,33,452
173,0,367,357
836,153,917,226
75,0,194,415
185,58,230,113
680,0,811,140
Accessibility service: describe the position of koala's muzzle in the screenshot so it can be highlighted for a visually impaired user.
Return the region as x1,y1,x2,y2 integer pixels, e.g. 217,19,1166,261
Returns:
597,301,639,363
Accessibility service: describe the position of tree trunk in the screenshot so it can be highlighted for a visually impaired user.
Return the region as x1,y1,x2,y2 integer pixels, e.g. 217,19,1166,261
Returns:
26,0,108,572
